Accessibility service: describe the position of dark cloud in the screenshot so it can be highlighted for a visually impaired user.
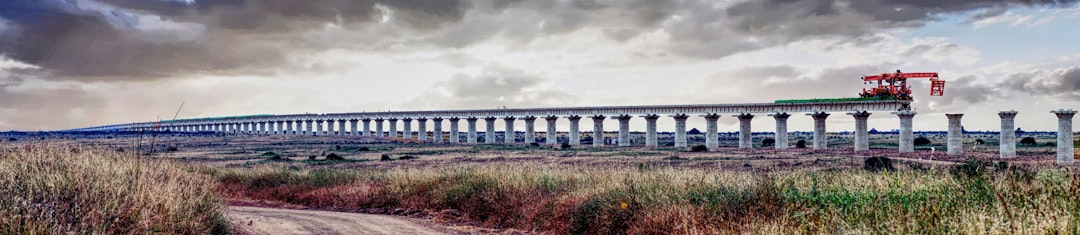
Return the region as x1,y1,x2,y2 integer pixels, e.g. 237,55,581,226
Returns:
402,65,578,109
0,87,108,130
1000,67,1080,100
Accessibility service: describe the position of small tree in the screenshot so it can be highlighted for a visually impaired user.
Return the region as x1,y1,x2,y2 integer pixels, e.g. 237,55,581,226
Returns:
914,137,932,146
975,139,985,145
762,138,775,146
690,145,708,152
795,140,807,148
1020,137,1037,146
863,157,895,172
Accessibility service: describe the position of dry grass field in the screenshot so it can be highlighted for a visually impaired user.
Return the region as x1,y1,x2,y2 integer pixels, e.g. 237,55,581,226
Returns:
1,133,1077,234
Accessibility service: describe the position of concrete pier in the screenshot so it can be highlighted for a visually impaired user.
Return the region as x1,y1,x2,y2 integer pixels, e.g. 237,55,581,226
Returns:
324,120,332,135
362,119,371,136
617,115,632,147
545,116,558,145
997,111,1015,158
703,114,720,149
893,111,917,153
524,116,537,144
305,120,314,136
673,114,689,148
946,114,964,156
484,117,497,144
568,116,582,145
449,117,461,143
388,118,398,138
316,120,324,136
769,113,790,150
848,111,871,151
808,112,830,150
643,114,659,147
1052,109,1076,166
466,117,478,144
591,115,605,147
503,117,516,144
339,119,346,135
432,117,443,143
286,120,294,135
417,118,427,141
735,113,754,149
402,118,413,139
374,119,384,137
277,121,285,135
350,119,358,136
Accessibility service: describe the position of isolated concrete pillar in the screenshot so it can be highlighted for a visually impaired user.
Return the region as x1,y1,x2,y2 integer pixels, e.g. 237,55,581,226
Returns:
1052,109,1076,165
946,114,964,156
522,116,536,144
848,111,871,151
338,119,346,135
545,116,558,145
349,119,358,136
503,117,516,144
484,117,497,144
286,120,294,135
466,117,478,144
893,111,917,153
316,120,324,136
432,117,443,143
416,118,428,141
449,117,461,143
617,115,632,147
673,114,689,148
703,114,720,149
277,121,285,135
361,119,371,136
591,115,606,147
808,112,830,150
324,120,333,135
374,118,385,137
402,118,413,139
997,112,1018,158
735,113,754,149
769,113,791,150
643,114,659,147
568,116,582,145
388,118,398,138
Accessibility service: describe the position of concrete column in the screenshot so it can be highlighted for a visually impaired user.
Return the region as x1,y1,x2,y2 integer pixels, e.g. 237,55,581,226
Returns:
417,118,427,142
1052,109,1077,166
484,117,497,144
591,115,606,147
286,120,294,135
305,120,314,136
702,114,720,149
432,118,443,143
316,120,324,136
449,117,461,143
616,115,632,147
643,114,659,147
338,119,346,135
277,121,284,135
402,118,413,139
503,117,516,144
362,119,371,136
673,114,689,148
734,113,754,149
375,119,385,137
946,114,964,156
350,119,358,136
848,111,871,151
324,120,334,135
467,117,479,144
388,118,398,138
808,112,830,150
769,113,791,150
568,116,582,146
545,116,558,145
998,111,1017,158
893,111,917,153
524,116,537,144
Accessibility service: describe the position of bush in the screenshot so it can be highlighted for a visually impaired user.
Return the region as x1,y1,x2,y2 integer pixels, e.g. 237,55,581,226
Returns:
560,143,572,150
358,147,371,151
795,140,806,148
762,138,775,146
165,145,178,152
690,145,708,152
326,153,345,161
260,151,279,157
398,155,417,160
7,138,15,142
309,155,317,160
380,154,393,161
863,157,895,172
951,158,990,179
975,139,985,145
914,137,931,146
335,145,342,150
1020,137,1036,146
529,143,540,148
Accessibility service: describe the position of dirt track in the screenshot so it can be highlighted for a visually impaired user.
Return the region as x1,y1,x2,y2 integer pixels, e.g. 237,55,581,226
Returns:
228,206,448,235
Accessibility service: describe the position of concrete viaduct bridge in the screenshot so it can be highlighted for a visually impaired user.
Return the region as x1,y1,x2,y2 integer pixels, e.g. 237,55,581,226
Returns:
65,100,1078,165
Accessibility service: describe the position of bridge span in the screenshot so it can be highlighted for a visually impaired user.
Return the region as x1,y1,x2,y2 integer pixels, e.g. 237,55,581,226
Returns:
59,100,1078,165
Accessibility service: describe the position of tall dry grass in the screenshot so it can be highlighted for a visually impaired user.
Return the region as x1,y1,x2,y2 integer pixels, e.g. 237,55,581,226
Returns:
0,144,230,234
214,162,1080,234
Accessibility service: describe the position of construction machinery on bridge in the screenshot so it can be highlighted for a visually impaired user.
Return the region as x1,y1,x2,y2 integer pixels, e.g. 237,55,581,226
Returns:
775,70,944,110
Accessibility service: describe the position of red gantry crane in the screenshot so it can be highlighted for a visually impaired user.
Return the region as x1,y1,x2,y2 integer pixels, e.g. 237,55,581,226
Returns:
859,70,945,100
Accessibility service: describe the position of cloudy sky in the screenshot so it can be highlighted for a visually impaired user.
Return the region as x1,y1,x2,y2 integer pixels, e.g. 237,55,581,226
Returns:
1,0,1079,133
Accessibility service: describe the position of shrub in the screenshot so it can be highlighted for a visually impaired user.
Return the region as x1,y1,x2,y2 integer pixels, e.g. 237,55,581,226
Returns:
560,143,572,150
398,155,417,160
358,147,371,151
260,151,279,157
529,143,541,148
690,145,708,152
951,158,990,179
975,139,985,145
7,138,15,142
335,145,341,150
795,140,806,148
914,137,931,146
762,138,775,146
863,157,895,172
166,145,178,152
1020,137,1036,146
308,155,317,160
326,153,345,161
380,154,393,161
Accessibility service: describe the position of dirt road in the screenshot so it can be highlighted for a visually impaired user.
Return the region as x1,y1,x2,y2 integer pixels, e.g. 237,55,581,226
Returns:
228,206,448,235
